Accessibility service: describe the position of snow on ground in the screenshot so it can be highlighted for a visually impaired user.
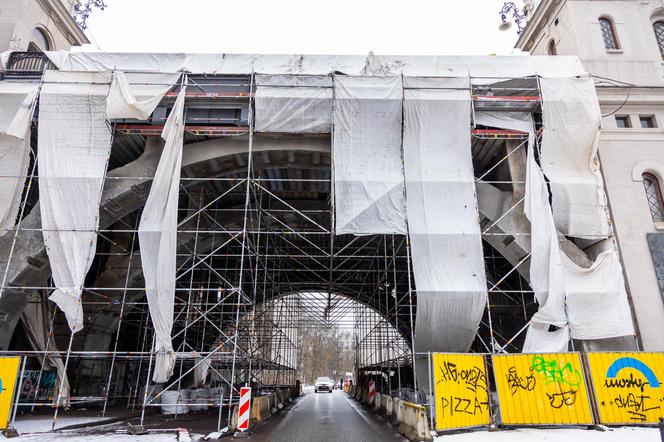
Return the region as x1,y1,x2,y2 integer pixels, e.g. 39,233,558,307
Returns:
17,432,187,441
434,427,661,441
13,415,110,434
10,415,203,441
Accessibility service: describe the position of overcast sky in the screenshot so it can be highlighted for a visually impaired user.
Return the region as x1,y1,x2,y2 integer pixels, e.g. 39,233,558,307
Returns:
81,0,523,55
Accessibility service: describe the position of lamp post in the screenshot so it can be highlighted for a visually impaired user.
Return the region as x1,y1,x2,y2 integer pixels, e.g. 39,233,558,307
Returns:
498,1,529,34
75,0,107,30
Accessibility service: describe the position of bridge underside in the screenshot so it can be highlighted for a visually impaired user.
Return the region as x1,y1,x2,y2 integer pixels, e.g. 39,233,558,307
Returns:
0,69,624,423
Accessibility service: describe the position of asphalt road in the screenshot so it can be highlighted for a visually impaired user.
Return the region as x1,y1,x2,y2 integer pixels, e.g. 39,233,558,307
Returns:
248,389,406,442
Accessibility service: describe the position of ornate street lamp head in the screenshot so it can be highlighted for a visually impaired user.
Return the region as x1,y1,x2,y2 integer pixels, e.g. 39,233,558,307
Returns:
75,0,107,30
498,2,528,34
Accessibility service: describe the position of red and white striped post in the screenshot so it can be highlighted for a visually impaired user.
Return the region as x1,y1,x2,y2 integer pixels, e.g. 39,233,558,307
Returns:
237,387,251,432
368,381,375,405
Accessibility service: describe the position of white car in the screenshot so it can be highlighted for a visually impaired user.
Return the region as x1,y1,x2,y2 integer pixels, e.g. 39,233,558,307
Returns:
314,377,334,393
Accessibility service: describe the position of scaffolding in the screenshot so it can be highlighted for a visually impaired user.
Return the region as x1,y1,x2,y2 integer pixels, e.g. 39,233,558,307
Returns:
0,61,571,432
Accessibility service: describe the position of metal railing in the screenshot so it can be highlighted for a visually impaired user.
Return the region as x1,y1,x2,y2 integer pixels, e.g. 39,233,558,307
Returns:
3,52,55,78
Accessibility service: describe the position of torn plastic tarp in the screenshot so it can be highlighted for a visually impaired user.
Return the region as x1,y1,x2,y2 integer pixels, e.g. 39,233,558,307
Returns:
540,77,609,239
138,84,186,384
474,111,533,134
38,71,113,333
255,74,332,133
22,301,71,405
523,323,570,353
332,76,406,235
194,355,211,387
0,83,38,238
524,126,633,349
404,77,487,355
43,51,587,78
106,71,181,120
563,248,635,339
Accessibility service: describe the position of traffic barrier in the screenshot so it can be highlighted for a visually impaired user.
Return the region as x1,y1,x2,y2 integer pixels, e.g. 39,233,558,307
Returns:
276,389,285,410
237,387,252,432
268,393,278,414
390,397,401,427
368,381,376,406
251,395,271,423
382,394,392,418
374,392,382,412
398,401,432,441
229,403,239,432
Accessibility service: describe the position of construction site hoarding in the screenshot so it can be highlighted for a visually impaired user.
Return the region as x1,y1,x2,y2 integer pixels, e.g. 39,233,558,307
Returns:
586,352,664,425
432,353,490,431
0,357,20,429
492,353,593,425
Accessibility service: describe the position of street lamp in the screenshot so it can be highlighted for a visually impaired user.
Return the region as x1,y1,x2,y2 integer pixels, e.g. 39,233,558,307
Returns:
498,1,528,34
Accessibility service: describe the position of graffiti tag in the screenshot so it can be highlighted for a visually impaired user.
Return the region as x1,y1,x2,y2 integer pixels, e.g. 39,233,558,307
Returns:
437,361,488,394
531,355,581,386
506,366,536,395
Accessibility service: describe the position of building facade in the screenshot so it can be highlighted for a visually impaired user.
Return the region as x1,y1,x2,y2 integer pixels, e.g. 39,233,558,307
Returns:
0,0,87,52
517,0,664,351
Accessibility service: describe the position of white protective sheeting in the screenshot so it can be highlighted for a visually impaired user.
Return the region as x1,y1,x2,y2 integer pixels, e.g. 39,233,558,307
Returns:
106,71,181,120
44,52,587,78
22,301,71,405
524,130,633,350
404,77,487,353
0,83,38,237
540,77,609,239
474,111,533,134
563,249,635,339
38,71,113,333
332,76,406,235
523,323,570,353
193,356,211,387
523,140,569,352
138,85,186,384
255,75,332,133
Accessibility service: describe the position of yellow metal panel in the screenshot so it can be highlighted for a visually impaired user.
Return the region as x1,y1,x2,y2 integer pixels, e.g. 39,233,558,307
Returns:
493,353,593,425
586,352,664,425
0,357,20,429
432,353,490,430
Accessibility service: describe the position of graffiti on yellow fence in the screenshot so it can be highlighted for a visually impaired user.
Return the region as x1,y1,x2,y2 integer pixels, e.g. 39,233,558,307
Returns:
586,352,664,424
493,353,593,425
432,353,490,430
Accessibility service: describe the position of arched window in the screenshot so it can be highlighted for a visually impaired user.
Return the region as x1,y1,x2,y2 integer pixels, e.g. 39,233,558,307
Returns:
548,39,557,55
29,27,50,52
599,17,619,50
643,173,664,222
654,21,664,58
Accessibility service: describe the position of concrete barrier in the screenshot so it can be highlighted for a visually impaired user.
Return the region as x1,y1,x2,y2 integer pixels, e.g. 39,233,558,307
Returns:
251,395,272,423
374,392,381,412
390,397,401,427
276,389,286,410
397,401,432,441
229,403,239,432
269,393,278,414
382,394,392,418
